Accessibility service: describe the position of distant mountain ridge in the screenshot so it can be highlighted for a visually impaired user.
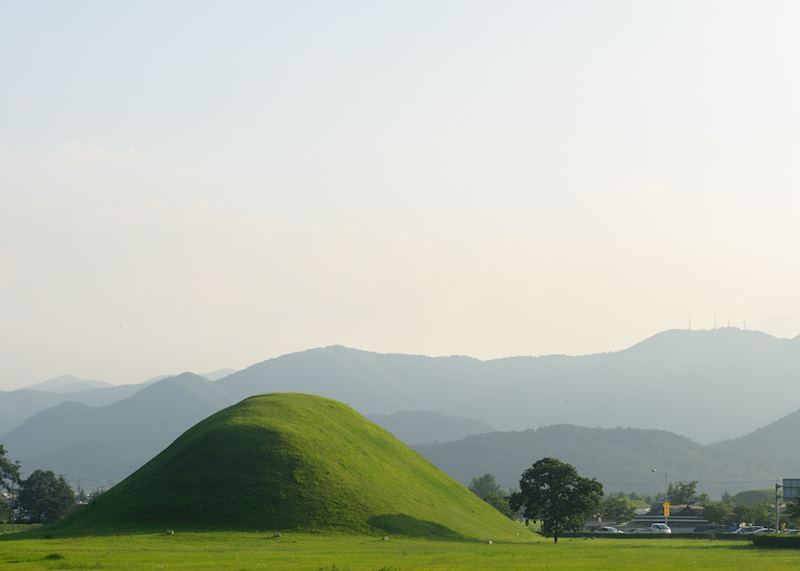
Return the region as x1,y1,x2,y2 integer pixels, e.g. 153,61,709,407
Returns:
2,328,800,491
415,424,783,497
2,373,233,485
216,328,800,443
710,407,800,475
0,368,236,435
20,375,112,393
366,411,494,445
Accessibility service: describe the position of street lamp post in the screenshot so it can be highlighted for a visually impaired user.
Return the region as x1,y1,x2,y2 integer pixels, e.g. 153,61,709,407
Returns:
651,468,669,524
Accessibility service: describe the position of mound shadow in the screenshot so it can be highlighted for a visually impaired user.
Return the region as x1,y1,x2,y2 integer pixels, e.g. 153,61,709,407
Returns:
368,514,467,541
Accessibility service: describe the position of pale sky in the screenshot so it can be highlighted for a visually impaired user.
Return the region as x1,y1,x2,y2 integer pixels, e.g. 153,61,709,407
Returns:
2,1,800,389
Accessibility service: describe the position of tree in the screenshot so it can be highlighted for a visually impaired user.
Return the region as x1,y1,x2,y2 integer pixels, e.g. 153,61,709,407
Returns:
469,474,513,518
702,500,733,524
731,502,772,527
786,497,800,525
0,444,21,524
509,457,603,543
18,470,76,524
667,480,698,504
0,499,11,524
601,495,635,524
0,444,21,493
469,474,502,499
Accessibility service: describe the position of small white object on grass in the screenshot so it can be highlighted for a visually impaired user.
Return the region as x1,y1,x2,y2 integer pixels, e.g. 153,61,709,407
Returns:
488,540,493,544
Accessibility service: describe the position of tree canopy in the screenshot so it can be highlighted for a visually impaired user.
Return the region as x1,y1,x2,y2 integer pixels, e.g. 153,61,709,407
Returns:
18,469,76,524
509,457,603,543
469,474,502,499
600,495,636,524
668,480,698,504
469,473,513,518
0,444,21,493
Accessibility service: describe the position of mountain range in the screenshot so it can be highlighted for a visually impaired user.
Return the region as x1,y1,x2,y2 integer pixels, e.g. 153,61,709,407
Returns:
1,328,799,494
415,425,785,497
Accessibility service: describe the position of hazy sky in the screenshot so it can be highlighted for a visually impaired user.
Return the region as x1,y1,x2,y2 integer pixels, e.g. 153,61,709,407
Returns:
2,1,800,388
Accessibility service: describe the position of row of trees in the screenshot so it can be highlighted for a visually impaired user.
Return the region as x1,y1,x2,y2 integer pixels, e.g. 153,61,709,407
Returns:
469,471,641,528
0,444,79,524
470,460,800,541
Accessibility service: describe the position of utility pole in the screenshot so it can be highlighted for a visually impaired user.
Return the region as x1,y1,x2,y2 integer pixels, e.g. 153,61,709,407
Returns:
776,482,783,531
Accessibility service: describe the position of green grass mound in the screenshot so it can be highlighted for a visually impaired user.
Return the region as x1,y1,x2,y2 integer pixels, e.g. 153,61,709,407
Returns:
60,394,524,540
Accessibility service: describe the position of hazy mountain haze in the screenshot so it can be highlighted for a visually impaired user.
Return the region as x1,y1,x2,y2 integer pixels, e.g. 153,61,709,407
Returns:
2,2,800,388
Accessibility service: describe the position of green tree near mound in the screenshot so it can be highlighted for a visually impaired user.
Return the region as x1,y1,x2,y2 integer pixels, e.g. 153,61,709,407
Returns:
668,480,698,504
786,497,800,527
18,470,76,524
510,457,603,543
469,474,513,518
0,444,21,493
0,445,21,524
600,495,635,525
702,499,734,525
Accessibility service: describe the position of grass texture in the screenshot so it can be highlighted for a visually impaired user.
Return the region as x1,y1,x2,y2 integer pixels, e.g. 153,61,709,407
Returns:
58,393,524,541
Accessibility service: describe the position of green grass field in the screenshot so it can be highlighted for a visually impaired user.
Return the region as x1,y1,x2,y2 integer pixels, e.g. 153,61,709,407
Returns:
2,531,800,570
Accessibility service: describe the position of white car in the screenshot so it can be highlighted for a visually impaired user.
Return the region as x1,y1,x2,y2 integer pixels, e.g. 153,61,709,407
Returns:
732,526,767,535
649,523,672,534
595,526,623,534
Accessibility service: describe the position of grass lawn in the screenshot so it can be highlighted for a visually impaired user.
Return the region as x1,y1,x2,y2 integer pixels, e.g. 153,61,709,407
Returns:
2,531,800,570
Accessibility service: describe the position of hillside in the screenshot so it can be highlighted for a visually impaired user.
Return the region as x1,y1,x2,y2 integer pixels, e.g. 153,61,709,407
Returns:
711,408,800,475
0,384,143,436
367,411,494,444
60,394,525,540
2,373,232,485
415,425,783,497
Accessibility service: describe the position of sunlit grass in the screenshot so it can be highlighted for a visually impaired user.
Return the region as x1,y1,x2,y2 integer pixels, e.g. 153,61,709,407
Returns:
2,530,800,570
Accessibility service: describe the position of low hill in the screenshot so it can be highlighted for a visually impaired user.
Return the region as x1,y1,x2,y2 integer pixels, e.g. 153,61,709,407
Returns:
415,425,783,497
711,408,800,475
0,384,143,436
2,374,232,485
60,394,524,540
731,489,774,506
367,411,494,444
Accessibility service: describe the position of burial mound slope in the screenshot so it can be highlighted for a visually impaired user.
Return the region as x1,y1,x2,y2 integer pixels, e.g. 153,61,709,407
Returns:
60,393,523,540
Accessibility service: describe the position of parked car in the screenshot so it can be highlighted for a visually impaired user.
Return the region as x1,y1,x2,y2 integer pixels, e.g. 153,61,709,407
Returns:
649,523,671,534
693,524,728,533
732,526,767,535
594,526,623,534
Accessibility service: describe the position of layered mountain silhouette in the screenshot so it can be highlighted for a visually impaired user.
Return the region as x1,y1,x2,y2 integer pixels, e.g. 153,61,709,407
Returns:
415,425,784,497
215,328,800,444
366,411,494,445
711,407,800,475
21,375,112,393
2,328,799,493
0,369,235,436
2,373,232,485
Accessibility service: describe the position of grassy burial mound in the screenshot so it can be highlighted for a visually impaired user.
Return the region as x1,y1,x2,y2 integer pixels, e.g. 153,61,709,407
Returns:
60,394,524,540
